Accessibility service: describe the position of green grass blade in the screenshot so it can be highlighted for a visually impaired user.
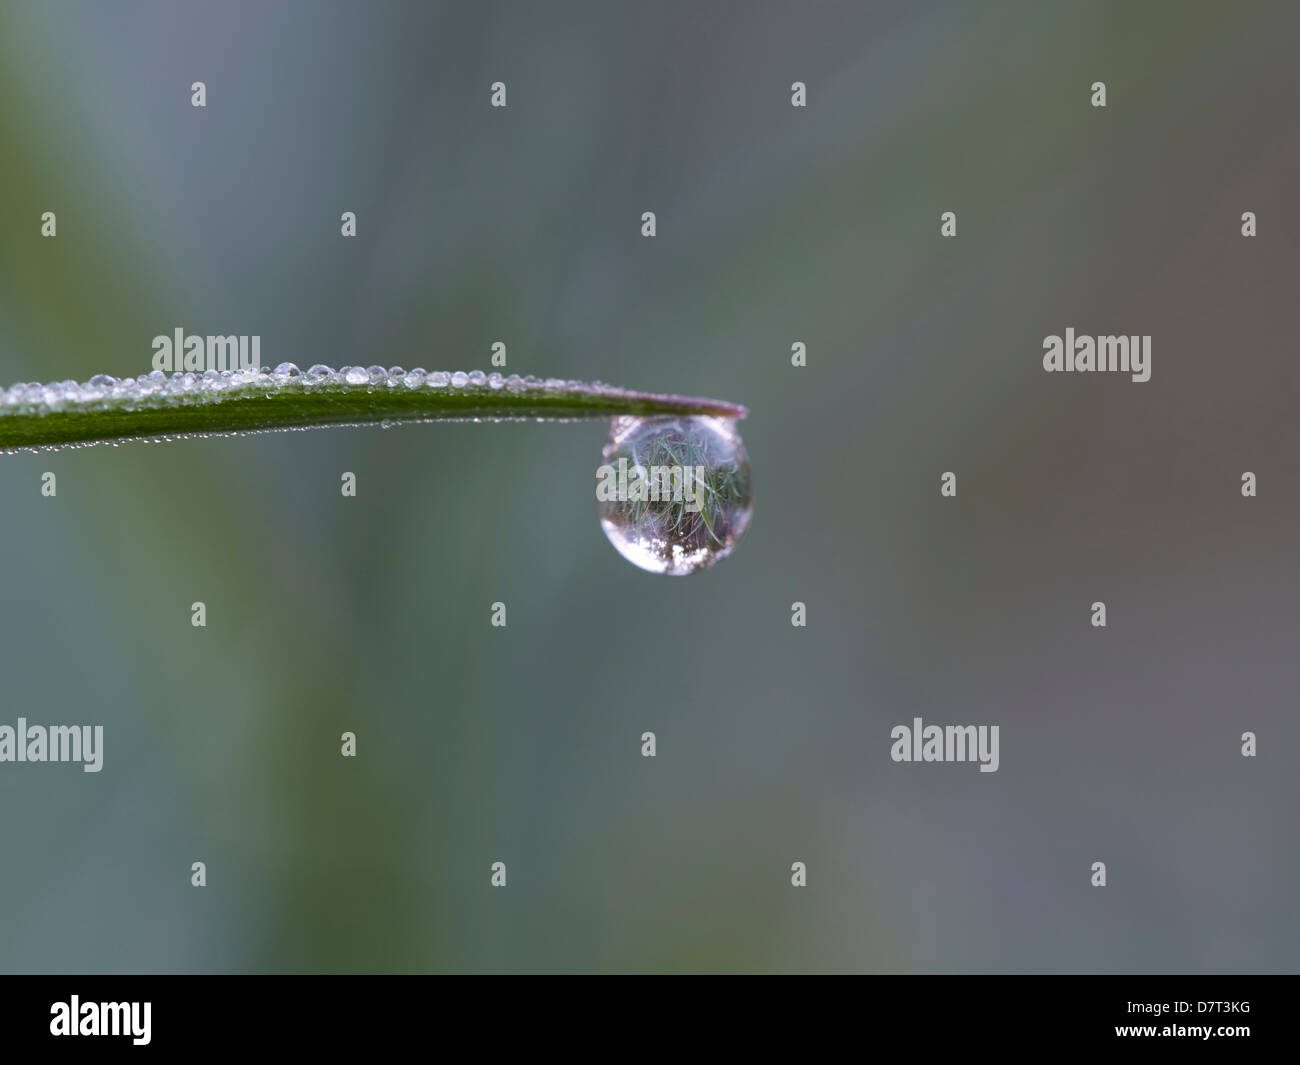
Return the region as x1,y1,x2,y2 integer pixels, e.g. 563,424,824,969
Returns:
0,366,747,453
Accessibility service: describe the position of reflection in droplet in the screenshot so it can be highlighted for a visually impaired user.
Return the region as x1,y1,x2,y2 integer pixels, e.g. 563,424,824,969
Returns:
597,415,752,576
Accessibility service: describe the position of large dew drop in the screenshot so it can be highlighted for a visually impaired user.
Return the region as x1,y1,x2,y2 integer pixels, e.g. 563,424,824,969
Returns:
597,415,753,576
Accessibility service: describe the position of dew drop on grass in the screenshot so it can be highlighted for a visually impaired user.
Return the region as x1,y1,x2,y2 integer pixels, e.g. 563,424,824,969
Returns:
597,415,753,576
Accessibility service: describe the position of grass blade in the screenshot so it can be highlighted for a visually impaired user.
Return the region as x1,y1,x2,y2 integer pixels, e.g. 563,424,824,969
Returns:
0,366,748,453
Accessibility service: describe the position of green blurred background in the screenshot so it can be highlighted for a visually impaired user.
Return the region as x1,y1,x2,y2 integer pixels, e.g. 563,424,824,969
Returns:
0,0,1296,972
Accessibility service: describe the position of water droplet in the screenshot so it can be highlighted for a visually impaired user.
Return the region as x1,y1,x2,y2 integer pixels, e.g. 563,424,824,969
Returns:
467,370,487,386
597,415,753,576
450,371,469,387
428,371,450,388
344,366,368,385
274,362,300,377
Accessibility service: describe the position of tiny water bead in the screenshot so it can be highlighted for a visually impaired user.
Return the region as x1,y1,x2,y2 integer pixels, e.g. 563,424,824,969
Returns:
597,415,753,576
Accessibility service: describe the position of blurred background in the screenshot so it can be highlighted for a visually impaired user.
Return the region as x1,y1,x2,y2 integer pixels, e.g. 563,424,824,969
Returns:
0,0,1296,973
